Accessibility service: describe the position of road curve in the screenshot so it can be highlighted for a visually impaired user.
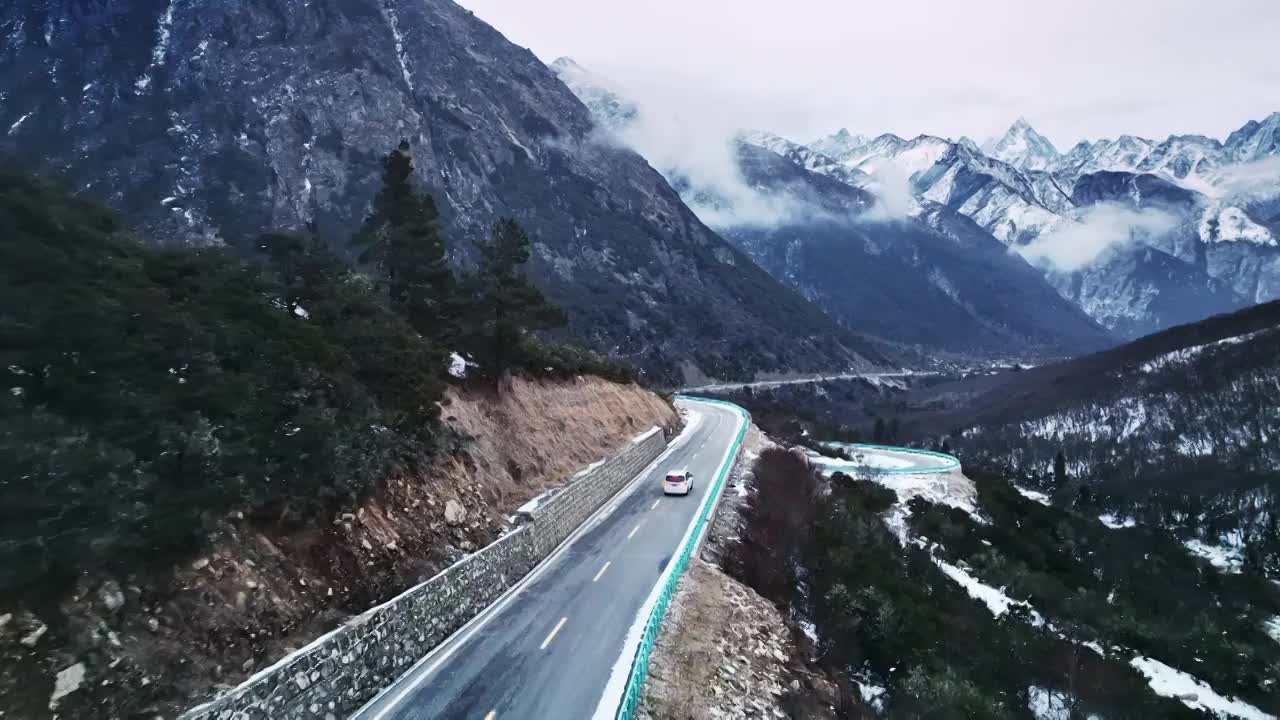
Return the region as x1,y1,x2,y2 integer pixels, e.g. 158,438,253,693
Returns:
815,442,961,474
352,398,746,720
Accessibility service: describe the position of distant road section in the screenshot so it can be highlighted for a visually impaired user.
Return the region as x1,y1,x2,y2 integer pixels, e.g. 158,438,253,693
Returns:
682,370,929,394
809,443,961,475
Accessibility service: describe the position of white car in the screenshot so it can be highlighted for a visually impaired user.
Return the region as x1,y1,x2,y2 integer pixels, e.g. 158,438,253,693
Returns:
663,469,694,495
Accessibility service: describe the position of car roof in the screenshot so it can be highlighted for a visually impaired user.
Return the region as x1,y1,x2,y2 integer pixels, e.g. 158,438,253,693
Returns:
666,468,688,475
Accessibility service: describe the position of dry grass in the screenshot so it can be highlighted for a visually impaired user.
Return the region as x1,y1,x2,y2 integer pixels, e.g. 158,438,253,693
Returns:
640,560,793,720
435,374,678,510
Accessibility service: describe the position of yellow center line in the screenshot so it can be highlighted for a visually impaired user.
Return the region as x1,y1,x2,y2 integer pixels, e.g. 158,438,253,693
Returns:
540,617,568,650
592,561,611,582
484,712,496,720
627,522,642,540
650,498,661,510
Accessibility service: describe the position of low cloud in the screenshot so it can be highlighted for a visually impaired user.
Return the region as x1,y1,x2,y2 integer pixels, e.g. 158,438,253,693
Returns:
859,161,914,222
1215,155,1280,199
571,66,829,229
1017,203,1179,272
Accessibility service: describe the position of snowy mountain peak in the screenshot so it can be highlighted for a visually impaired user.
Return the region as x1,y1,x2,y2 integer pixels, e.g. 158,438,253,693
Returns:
983,118,1059,171
548,56,638,131
549,56,583,73
1225,111,1280,161
810,128,870,160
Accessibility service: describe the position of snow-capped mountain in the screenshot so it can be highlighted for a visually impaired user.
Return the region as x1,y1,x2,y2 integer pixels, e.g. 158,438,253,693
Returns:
1225,112,1280,163
549,57,637,132
546,55,1278,345
549,59,1113,356
1052,113,1280,194
809,128,870,159
798,117,1280,337
982,117,1060,171
739,130,870,188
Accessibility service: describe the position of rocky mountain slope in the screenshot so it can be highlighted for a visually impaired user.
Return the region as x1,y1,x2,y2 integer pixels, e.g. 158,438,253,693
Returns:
897,300,1280,482
0,0,884,384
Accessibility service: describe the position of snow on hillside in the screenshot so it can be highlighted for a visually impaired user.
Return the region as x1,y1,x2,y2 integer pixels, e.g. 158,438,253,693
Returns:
933,558,1044,623
1183,538,1244,574
1099,513,1137,529
1139,328,1272,373
1015,486,1052,505
855,135,950,181
1129,657,1275,720
1199,205,1278,246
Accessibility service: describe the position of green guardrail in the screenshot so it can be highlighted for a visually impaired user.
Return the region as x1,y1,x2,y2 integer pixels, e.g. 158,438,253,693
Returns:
818,441,960,474
613,395,749,720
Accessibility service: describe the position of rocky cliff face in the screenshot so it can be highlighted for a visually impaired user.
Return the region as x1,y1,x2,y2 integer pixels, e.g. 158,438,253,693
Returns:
0,0,882,383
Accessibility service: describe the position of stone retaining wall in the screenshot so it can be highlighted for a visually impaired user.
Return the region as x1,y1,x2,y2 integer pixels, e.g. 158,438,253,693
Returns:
181,429,668,720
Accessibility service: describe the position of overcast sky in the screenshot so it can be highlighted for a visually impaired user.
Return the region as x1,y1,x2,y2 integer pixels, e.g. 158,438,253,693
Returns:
458,0,1280,148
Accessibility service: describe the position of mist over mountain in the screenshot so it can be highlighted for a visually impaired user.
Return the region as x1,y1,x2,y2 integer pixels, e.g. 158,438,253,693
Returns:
552,59,1117,359
551,58,1279,343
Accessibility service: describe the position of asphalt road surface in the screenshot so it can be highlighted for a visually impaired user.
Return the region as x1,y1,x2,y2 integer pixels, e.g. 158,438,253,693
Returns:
352,398,746,720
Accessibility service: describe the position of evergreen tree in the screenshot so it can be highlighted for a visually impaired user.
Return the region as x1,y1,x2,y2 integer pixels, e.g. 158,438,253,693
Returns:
873,417,886,443
353,141,460,349
888,417,900,443
464,217,565,379
1053,449,1068,486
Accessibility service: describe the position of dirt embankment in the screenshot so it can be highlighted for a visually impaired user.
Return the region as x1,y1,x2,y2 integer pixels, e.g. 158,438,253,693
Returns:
639,426,840,720
0,375,676,720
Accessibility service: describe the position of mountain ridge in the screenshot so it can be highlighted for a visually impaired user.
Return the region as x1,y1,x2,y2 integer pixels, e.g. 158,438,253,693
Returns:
0,0,888,384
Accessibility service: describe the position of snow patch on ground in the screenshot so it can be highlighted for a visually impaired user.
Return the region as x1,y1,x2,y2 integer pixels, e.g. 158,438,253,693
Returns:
149,0,178,68
870,472,983,524
1183,539,1244,574
1264,617,1280,645
631,426,661,444
807,448,914,471
1129,656,1275,720
1099,513,1137,529
1027,686,1093,720
797,619,818,644
1140,329,1270,373
854,677,887,713
933,558,1044,623
1015,486,1052,505
48,663,86,710
571,459,606,480
447,352,471,379
1200,205,1277,246
7,112,32,135
381,1,414,91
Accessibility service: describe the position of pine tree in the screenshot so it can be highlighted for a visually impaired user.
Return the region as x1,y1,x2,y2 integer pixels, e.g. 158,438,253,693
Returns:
873,417,886,443
1053,450,1067,486
353,141,459,349
464,217,565,380
887,417,900,443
